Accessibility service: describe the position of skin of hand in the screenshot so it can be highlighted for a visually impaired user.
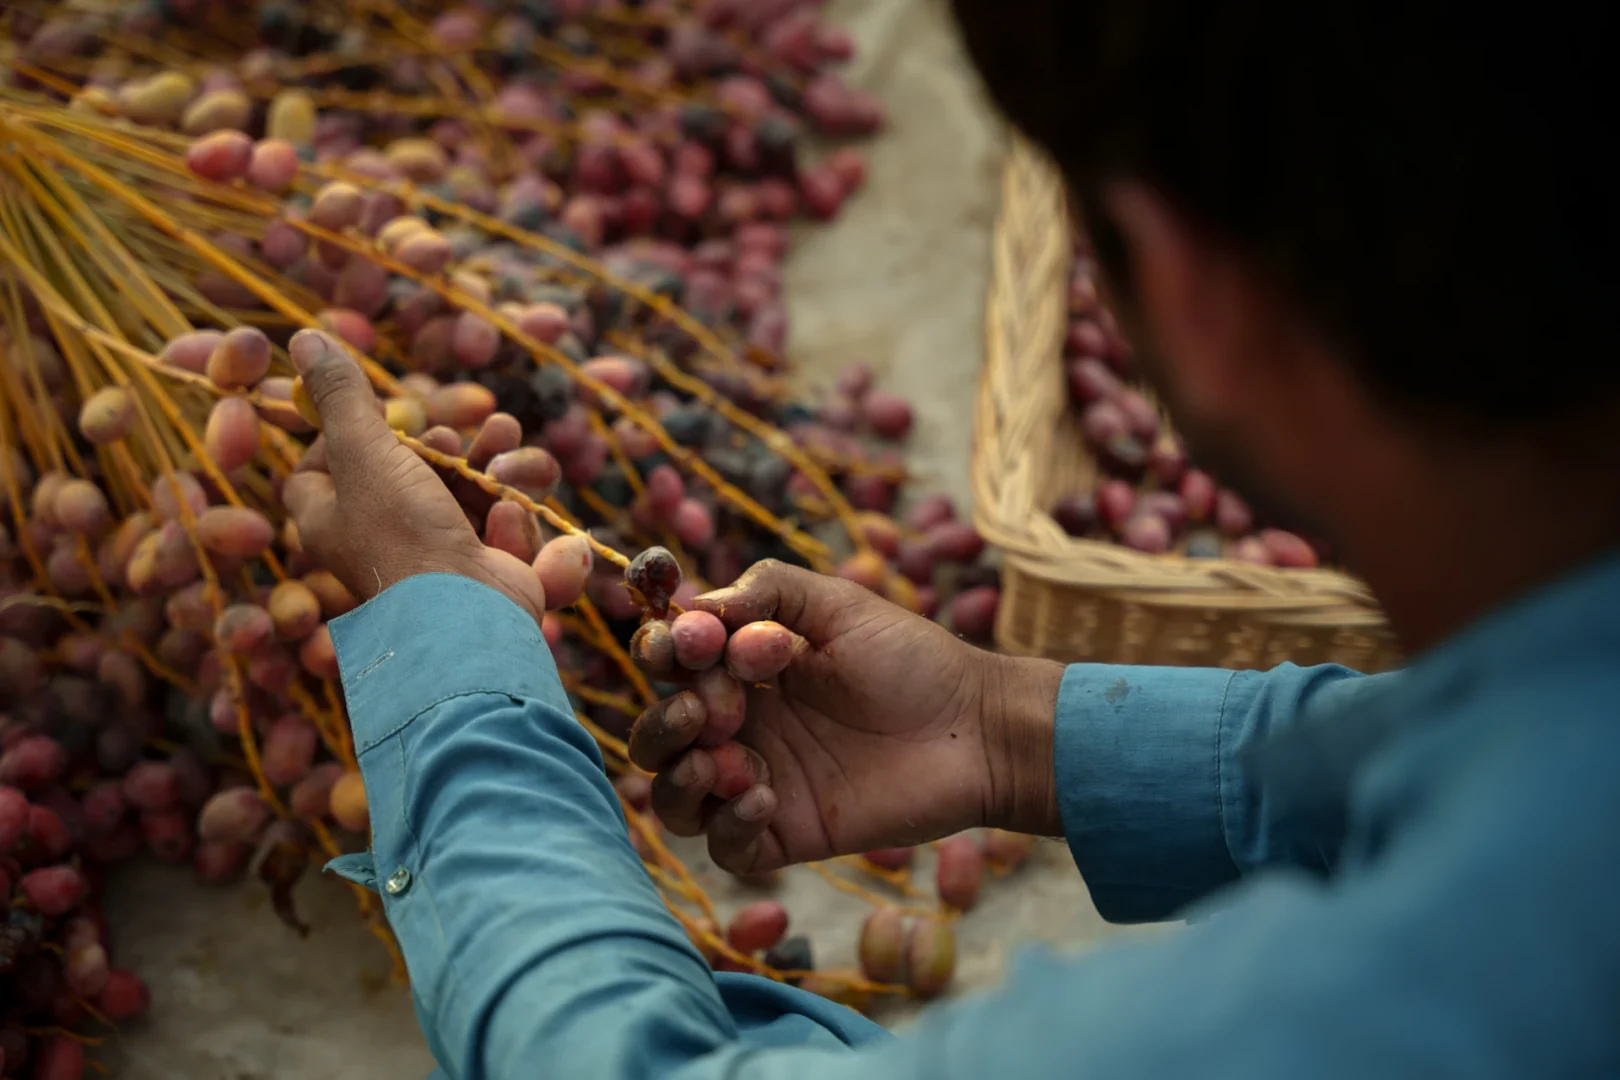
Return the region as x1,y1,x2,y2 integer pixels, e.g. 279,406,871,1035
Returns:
276,326,1064,871
280,329,546,623
628,560,1064,876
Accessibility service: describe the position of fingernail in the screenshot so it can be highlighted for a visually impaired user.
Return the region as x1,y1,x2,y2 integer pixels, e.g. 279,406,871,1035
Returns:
735,786,770,821
288,329,331,374
671,756,699,787
693,587,733,604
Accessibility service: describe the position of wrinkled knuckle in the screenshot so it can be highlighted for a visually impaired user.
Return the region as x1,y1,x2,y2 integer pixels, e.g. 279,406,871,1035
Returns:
306,360,356,406
833,579,877,611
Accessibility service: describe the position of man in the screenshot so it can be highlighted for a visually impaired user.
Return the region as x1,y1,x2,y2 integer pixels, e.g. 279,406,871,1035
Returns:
285,2,1619,1076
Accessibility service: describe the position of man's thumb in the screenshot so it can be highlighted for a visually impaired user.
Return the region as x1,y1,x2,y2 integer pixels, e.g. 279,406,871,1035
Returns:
288,329,386,453
695,559,846,642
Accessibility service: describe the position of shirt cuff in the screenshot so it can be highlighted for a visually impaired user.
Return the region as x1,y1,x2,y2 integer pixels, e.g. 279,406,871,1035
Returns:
327,573,572,755
1054,663,1243,923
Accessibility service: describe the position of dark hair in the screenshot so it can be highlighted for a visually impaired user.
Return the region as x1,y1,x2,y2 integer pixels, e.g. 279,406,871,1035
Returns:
950,1,1616,422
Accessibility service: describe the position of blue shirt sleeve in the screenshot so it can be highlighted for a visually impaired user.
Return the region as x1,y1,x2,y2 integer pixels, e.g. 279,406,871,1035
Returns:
1055,661,1391,922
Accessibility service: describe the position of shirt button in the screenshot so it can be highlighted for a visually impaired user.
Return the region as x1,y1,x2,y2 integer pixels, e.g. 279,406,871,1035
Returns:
385,867,412,896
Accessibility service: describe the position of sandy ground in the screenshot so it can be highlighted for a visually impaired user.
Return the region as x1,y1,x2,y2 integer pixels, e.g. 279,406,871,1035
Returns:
99,4,1145,1075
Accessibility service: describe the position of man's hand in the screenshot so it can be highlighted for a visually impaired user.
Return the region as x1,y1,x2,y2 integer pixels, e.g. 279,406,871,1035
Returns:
627,559,1063,876
281,329,546,622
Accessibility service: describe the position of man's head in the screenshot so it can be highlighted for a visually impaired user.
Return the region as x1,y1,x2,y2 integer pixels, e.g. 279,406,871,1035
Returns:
951,2,1616,553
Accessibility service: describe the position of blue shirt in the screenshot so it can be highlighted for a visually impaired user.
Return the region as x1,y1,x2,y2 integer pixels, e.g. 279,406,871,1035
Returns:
326,555,1620,1079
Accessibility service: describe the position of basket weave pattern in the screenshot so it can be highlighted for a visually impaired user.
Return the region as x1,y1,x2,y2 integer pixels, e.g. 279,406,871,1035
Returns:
971,140,1399,672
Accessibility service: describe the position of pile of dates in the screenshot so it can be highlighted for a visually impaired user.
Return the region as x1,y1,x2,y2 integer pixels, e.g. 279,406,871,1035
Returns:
1055,233,1322,568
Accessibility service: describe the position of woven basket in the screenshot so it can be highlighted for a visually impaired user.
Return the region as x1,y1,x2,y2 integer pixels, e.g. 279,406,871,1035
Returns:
971,140,1400,672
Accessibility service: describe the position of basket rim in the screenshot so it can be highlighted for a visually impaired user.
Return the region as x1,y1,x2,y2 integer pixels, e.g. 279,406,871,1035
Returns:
971,137,1389,627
